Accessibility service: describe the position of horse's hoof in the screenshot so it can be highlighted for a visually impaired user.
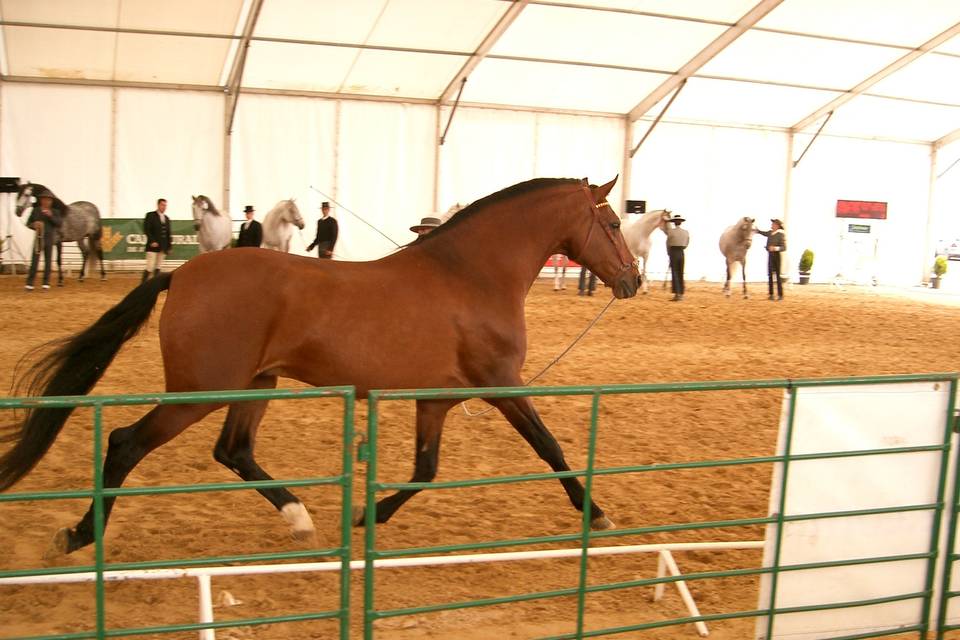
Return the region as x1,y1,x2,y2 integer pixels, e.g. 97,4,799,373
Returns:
351,506,366,527
44,528,71,559
280,502,316,541
590,515,615,531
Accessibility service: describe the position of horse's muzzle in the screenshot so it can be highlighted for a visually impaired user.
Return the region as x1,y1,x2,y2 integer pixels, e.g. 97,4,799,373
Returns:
611,269,640,299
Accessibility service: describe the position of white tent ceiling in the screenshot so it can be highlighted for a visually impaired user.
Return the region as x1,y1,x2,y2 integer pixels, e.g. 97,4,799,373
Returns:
1,0,960,146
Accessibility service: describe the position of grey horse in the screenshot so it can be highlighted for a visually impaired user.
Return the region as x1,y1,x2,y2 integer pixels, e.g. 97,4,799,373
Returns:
15,181,105,283
719,216,756,298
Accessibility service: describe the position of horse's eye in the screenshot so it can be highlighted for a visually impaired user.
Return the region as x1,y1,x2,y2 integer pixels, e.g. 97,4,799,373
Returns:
611,222,620,229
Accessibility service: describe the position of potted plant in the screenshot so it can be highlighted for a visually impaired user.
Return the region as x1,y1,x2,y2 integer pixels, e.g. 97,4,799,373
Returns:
798,249,814,285
932,256,948,289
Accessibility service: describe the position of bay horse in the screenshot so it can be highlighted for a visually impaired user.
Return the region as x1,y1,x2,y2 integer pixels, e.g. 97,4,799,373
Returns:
719,216,756,298
0,177,639,555
191,195,232,252
15,181,106,283
261,199,305,252
621,209,672,293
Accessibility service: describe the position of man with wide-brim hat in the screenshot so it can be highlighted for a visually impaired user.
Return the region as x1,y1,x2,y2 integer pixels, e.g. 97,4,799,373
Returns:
410,216,442,236
24,187,62,291
757,218,786,300
665,213,689,301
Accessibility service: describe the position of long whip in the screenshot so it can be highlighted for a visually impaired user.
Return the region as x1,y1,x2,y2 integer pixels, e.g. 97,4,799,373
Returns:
308,186,402,249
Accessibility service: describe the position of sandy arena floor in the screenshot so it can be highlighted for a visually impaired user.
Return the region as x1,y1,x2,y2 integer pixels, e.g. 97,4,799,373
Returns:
1,272,959,640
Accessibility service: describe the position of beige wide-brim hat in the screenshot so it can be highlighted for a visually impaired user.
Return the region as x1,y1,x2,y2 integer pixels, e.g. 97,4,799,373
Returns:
410,216,442,232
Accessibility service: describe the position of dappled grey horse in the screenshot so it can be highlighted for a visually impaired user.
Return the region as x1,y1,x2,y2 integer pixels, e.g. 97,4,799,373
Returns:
621,209,671,293
719,216,756,298
261,199,304,253
15,181,105,283
191,195,233,253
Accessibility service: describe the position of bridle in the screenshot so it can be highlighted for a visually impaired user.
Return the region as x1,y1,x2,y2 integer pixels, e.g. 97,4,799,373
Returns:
577,183,637,282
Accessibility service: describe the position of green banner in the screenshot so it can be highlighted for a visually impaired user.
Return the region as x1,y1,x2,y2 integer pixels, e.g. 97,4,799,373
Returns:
100,219,201,261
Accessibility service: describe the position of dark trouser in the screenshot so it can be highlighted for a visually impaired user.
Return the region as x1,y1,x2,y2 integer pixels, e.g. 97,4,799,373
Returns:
768,251,783,298
314,241,334,259
668,246,685,295
578,268,597,295
27,237,54,286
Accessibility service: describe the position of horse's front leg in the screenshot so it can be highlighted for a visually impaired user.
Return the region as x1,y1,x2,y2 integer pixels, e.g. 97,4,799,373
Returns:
353,399,456,527
741,261,749,299
490,396,613,530
640,256,649,294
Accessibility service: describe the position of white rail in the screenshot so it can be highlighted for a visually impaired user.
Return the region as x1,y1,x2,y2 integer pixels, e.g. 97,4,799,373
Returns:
1,540,765,639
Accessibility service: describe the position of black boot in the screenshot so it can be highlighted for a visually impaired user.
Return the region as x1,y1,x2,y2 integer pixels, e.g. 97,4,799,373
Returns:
141,270,149,283
153,269,160,278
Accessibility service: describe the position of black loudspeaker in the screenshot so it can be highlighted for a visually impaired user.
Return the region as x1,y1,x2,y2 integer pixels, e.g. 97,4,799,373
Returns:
0,177,20,193
625,199,646,214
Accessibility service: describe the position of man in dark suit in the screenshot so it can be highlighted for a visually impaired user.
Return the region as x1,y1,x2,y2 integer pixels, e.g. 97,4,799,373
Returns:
236,205,262,248
306,201,338,259
143,198,172,283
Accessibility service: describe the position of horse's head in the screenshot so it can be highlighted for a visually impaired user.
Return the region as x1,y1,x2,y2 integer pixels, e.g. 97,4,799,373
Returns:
658,210,673,232
191,195,208,230
15,182,34,217
286,199,305,229
740,216,756,237
569,177,640,299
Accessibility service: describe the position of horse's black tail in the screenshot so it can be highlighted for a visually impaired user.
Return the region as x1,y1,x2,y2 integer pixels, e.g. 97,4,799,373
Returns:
0,272,173,490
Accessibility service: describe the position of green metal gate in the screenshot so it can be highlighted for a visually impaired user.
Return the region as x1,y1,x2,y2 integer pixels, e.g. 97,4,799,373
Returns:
2,373,960,639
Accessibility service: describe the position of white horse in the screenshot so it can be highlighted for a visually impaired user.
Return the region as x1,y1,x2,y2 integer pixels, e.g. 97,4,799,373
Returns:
719,216,756,298
621,209,672,293
191,195,232,253
261,199,305,252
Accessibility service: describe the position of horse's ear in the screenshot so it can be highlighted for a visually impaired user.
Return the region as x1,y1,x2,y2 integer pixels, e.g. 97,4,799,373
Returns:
595,175,618,200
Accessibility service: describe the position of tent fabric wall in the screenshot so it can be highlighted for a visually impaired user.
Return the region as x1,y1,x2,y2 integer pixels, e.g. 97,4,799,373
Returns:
230,93,339,255
789,136,931,286
629,122,789,284
114,89,224,221
0,83,112,258
0,81,954,286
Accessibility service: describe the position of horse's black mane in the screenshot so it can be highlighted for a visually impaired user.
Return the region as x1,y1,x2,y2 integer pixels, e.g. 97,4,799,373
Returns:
408,177,582,247
24,182,69,216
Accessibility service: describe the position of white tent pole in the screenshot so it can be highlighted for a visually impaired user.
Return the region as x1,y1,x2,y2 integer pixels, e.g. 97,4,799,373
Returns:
782,131,794,280
433,105,442,213
922,145,938,285
620,117,633,216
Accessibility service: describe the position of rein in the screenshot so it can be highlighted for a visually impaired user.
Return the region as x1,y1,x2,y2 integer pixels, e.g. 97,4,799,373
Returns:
460,295,618,417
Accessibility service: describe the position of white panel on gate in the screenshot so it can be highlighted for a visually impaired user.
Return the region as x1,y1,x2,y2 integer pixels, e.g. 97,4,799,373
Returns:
756,381,951,640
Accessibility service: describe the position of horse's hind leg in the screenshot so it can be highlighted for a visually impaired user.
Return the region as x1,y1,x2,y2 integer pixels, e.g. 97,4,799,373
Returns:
354,399,456,527
75,239,88,282
212,376,316,541
51,402,220,555
491,396,612,530
723,262,732,297
56,243,64,286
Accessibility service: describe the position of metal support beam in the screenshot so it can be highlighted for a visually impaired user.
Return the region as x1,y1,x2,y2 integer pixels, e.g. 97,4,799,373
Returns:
627,0,785,122
934,127,960,151
792,110,833,168
629,79,686,158
793,20,960,132
225,0,265,135
437,0,529,105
